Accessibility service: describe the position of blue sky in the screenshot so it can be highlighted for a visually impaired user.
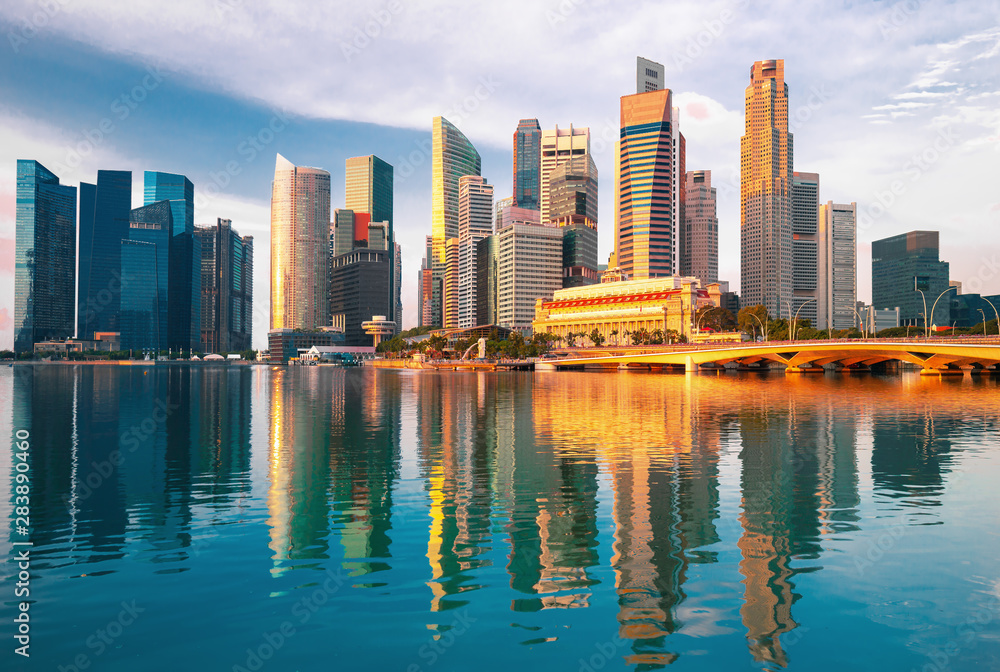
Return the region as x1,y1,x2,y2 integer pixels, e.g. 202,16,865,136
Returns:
1,0,998,349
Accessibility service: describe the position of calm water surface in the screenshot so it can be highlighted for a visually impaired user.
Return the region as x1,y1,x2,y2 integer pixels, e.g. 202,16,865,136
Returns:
2,365,1000,671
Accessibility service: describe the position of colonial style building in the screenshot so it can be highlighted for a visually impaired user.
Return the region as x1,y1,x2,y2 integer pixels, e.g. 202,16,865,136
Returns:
532,276,722,344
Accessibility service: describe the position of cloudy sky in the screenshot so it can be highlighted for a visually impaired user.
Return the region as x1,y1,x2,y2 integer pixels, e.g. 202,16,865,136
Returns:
1,0,998,349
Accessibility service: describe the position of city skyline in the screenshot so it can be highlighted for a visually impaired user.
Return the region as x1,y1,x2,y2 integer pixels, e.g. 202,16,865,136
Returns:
1,2,999,348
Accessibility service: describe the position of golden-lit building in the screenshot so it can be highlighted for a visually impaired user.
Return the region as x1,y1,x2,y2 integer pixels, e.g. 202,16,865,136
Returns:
741,59,793,318
532,275,721,342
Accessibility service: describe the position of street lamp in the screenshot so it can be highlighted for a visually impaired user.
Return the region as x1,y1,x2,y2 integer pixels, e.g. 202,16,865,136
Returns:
748,312,768,342
982,296,1000,336
851,306,867,339
914,279,929,338
928,285,957,338
979,309,987,336
792,298,817,342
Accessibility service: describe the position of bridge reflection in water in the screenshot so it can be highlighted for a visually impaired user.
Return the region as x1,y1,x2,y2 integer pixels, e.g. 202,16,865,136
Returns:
542,338,1000,375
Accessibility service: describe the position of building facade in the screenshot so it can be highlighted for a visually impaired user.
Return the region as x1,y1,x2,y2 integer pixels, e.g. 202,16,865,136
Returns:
637,56,665,93
819,202,857,331
197,218,254,354
476,235,499,327
872,231,951,327
513,119,541,211
121,202,171,352
329,248,392,346
431,116,481,327
78,169,131,340
790,172,819,326
617,89,684,280
443,237,461,329
457,175,494,328
344,155,394,323
14,160,76,353
270,153,331,331
539,125,591,227
497,223,564,332
681,170,718,285
741,59,793,319
532,276,722,344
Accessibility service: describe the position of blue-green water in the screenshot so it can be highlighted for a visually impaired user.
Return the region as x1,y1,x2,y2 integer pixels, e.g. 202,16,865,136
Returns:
2,365,1000,671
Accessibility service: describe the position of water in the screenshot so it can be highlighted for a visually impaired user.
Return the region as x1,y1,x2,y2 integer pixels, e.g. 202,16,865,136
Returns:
2,365,1000,671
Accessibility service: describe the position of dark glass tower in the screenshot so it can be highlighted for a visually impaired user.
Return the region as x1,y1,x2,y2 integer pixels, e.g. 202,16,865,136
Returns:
13,160,77,352
344,155,395,324
196,219,254,354
144,171,199,351
121,202,172,351
76,182,96,340
872,231,951,326
78,170,131,340
513,119,541,211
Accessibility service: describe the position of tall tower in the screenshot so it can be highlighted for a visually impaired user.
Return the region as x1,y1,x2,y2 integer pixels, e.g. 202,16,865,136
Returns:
145,170,199,350
637,56,665,93
431,116,481,326
345,155,395,322
513,119,541,211
539,125,590,226
270,153,331,331
457,176,494,328
791,172,820,326
818,202,857,331
741,59,793,319
13,160,76,352
78,169,131,340
682,170,718,284
617,89,684,279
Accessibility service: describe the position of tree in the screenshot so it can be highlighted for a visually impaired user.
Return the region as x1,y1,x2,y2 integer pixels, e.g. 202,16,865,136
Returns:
609,329,619,346
696,305,737,332
738,305,770,340
589,328,605,347
649,328,664,345
566,331,579,347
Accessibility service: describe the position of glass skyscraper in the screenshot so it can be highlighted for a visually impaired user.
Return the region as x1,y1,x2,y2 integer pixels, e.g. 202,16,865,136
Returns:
344,155,395,323
145,171,200,351
270,154,331,330
513,119,541,211
872,231,950,326
196,218,254,353
78,170,131,340
13,160,77,352
121,202,172,351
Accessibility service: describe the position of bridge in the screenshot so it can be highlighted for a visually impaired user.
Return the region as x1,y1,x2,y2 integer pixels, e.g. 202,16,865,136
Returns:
538,338,1000,375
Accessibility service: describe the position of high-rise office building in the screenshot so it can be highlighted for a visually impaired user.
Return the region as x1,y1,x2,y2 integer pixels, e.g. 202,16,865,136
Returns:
548,156,599,288
741,59,793,319
344,155,394,322
617,89,684,279
539,125,591,227
637,56,665,93
443,237,461,329
196,218,254,354
145,171,199,351
458,176,494,328
121,202,171,352
495,196,513,230
394,240,402,332
513,119,541,211
13,160,76,352
497,223,564,331
78,169,131,340
791,172,819,325
872,231,950,327
329,249,392,346
496,203,541,231
818,202,857,331
476,235,499,327
431,116,481,326
270,153,331,330
418,235,435,328
682,170,718,285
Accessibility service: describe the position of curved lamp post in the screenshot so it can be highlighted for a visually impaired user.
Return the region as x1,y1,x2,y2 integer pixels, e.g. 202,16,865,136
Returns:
927,285,957,338
851,306,867,340
979,309,987,336
792,298,817,342
982,296,999,336
748,312,768,342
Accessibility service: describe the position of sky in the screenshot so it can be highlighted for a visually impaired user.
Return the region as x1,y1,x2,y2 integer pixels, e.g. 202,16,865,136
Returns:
1,0,998,350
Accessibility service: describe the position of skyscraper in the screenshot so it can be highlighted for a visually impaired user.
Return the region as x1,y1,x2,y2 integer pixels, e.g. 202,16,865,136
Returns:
548,156,599,287
818,202,857,331
741,59,793,319
458,176,494,328
682,170,718,284
513,119,541,211
344,155,395,322
145,171,199,350
431,116,481,326
791,172,819,325
539,125,590,227
329,249,392,346
78,169,131,340
637,56,665,93
270,153,331,330
121,202,171,352
476,235,499,327
617,89,684,279
13,160,76,352
497,223,564,331
394,240,403,332
443,237,461,329
196,218,254,353
872,231,950,327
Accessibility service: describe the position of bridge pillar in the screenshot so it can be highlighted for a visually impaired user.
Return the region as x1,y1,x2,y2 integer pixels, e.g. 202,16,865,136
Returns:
685,355,697,373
